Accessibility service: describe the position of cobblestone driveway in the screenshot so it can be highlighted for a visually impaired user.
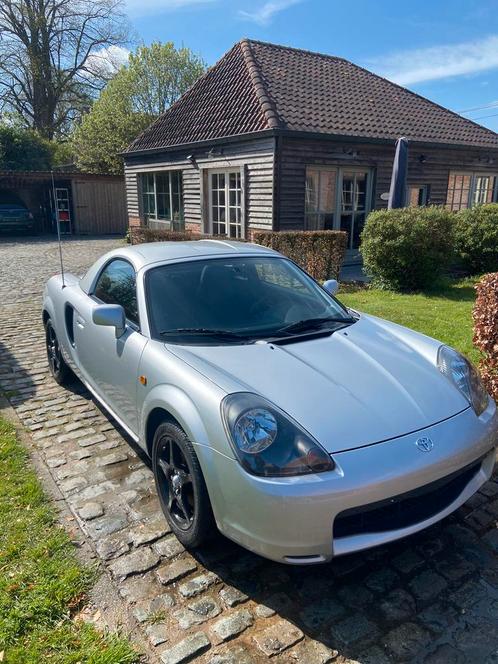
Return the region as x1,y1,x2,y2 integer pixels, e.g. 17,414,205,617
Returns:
2,237,498,663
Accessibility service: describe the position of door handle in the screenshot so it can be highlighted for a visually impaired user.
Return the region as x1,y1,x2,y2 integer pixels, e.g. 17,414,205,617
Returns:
76,315,85,329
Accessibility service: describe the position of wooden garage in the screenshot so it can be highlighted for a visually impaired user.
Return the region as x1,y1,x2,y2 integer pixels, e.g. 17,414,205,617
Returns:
0,170,127,235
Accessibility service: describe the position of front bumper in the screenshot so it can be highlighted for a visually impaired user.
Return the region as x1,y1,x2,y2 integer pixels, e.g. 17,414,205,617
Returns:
199,401,498,564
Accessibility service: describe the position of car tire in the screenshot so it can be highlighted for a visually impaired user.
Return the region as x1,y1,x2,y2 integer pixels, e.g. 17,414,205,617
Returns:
152,420,216,549
45,318,71,385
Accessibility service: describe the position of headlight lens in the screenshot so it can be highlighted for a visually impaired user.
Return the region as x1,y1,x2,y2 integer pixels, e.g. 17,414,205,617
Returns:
437,345,489,416
222,393,334,477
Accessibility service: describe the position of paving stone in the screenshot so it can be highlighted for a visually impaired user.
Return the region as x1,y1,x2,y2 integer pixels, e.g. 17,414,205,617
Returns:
86,514,128,539
208,646,255,664
46,456,66,468
355,645,391,664
119,573,164,603
255,604,275,619
174,597,221,629
379,588,416,622
96,450,128,466
253,619,304,656
133,593,175,622
211,609,254,644
60,475,87,493
178,572,218,597
433,551,475,581
153,536,185,559
424,644,466,664
109,547,160,580
331,614,379,645
219,586,249,608
160,632,211,664
146,622,169,646
384,622,431,659
364,567,400,593
300,596,345,631
408,570,448,603
96,535,130,561
77,502,104,521
156,558,197,585
288,640,338,664
128,517,169,546
391,548,425,574
78,433,107,447
337,584,374,609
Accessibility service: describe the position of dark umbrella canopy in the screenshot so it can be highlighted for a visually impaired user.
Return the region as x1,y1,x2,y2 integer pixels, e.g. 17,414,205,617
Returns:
388,137,409,209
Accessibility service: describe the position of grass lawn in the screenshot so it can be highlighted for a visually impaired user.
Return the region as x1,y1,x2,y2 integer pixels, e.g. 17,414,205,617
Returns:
0,415,137,664
340,277,480,364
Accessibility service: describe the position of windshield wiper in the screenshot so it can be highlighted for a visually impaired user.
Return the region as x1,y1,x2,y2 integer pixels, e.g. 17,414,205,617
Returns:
159,327,249,340
277,316,356,335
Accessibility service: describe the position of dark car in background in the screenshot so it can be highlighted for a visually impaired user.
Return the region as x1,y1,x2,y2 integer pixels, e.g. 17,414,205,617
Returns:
0,193,35,234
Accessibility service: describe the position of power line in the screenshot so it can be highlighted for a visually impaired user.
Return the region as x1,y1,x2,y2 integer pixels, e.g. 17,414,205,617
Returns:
457,101,498,114
472,112,498,121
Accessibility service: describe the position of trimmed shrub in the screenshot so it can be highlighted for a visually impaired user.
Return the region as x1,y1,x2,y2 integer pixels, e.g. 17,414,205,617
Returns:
360,207,455,291
454,204,498,274
473,273,498,401
253,230,348,281
129,227,201,244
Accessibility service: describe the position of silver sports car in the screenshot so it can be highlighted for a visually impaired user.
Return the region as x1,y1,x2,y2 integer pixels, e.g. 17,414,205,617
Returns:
43,240,498,564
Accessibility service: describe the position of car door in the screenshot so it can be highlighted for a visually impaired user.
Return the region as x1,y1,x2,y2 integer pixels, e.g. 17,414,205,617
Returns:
73,258,147,435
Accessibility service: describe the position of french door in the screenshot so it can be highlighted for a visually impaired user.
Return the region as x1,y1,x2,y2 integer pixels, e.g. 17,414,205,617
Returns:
305,167,372,249
209,170,242,238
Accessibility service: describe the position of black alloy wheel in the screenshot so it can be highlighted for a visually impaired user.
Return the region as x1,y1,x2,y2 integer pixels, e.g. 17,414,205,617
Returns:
152,421,215,548
45,319,70,385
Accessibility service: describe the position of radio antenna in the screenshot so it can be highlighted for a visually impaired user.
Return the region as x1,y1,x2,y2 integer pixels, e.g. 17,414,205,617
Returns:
51,169,65,288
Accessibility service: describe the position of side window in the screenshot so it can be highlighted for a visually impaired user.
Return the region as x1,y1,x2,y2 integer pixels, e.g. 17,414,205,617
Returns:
94,259,139,326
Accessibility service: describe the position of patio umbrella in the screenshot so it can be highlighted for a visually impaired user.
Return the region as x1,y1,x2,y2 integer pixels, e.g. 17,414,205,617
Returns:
388,137,409,209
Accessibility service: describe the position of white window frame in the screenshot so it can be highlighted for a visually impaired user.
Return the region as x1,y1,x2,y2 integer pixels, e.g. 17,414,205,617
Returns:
140,171,183,229
208,168,244,239
447,171,498,210
304,165,373,249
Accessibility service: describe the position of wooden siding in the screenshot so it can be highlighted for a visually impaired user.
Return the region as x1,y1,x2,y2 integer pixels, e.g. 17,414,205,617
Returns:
277,136,498,230
72,178,128,234
124,136,275,235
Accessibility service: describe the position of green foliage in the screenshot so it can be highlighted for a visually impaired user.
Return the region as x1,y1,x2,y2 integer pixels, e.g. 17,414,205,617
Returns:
341,277,479,363
253,230,348,281
0,125,53,170
454,204,498,274
360,207,455,291
72,41,206,174
0,416,137,663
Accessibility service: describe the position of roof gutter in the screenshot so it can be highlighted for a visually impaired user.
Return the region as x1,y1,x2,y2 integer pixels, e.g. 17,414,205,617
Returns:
122,127,498,160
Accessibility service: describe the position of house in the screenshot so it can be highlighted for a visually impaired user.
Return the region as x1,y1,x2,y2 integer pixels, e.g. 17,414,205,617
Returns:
0,170,127,235
123,39,498,251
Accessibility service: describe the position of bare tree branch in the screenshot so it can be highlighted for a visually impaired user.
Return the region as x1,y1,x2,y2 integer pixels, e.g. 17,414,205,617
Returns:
0,0,129,138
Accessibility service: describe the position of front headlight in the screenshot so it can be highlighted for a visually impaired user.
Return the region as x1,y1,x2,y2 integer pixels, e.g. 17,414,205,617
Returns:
221,392,334,477
437,345,489,416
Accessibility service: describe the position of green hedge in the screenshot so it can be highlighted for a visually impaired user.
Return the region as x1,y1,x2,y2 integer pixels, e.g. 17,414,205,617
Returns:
129,227,201,244
473,272,498,401
360,207,455,291
253,230,347,281
455,204,498,274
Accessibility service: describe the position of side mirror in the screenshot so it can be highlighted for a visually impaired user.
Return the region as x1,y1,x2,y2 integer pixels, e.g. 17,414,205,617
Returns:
93,304,126,338
323,279,339,296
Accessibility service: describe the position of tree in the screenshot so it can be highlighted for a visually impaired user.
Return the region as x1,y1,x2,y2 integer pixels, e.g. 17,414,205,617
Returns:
0,124,53,170
0,0,129,139
72,42,206,174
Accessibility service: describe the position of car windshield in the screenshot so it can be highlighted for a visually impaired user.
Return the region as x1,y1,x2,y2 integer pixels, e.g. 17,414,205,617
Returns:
145,256,354,344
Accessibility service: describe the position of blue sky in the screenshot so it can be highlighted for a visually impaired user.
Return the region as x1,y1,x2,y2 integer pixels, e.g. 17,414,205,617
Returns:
119,0,498,132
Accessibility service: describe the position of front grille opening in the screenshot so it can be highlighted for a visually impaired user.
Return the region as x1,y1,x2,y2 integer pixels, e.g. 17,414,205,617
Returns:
334,459,482,539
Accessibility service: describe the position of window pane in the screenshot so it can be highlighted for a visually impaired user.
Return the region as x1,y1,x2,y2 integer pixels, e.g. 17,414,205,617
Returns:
305,169,320,213
94,259,138,325
319,170,336,212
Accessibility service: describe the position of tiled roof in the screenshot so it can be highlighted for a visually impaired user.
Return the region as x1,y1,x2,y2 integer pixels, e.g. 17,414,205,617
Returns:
126,39,498,153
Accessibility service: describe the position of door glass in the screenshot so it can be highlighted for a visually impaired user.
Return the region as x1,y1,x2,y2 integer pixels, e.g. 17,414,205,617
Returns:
305,168,336,230
340,171,369,250
94,259,138,325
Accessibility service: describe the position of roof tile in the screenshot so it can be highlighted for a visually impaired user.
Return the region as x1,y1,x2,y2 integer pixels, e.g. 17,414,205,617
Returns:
126,39,498,153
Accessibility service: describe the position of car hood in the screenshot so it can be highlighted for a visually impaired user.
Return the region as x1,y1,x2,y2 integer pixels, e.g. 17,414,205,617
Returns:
167,315,469,453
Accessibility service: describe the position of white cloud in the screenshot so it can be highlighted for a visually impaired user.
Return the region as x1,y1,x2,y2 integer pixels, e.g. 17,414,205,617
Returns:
86,45,130,77
369,35,498,86
125,0,216,17
238,0,302,26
